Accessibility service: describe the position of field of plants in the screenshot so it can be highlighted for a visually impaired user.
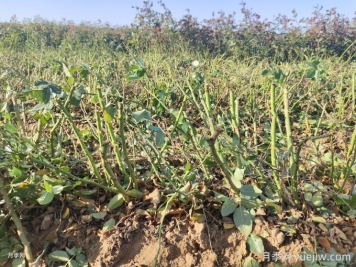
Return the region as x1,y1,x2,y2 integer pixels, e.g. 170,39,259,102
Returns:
1,1,356,266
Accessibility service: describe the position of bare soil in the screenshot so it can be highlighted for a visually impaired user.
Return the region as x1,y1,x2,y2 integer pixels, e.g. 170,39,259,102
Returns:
23,206,356,267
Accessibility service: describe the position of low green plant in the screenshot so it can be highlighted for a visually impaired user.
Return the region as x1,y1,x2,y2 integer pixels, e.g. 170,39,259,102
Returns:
47,246,88,267
1,11,356,265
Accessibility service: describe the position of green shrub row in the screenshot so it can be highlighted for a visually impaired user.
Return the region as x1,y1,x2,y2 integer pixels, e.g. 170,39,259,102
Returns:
0,1,355,61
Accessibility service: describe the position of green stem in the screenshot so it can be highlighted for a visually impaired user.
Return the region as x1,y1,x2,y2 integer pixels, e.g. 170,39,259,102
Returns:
34,119,44,145
118,102,137,188
270,83,282,194
342,124,356,186
28,155,125,194
100,142,128,195
153,193,178,267
156,94,188,162
352,73,355,116
96,87,129,182
207,129,239,194
0,174,34,264
293,134,333,186
283,87,297,202
229,91,242,168
11,97,26,137
57,101,104,184
49,86,75,157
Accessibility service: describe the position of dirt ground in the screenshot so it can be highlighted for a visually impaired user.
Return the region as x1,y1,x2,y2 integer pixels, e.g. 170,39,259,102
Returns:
24,207,356,267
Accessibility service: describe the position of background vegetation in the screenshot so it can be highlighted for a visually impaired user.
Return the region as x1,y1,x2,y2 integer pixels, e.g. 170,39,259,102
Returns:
1,1,356,61
0,1,355,266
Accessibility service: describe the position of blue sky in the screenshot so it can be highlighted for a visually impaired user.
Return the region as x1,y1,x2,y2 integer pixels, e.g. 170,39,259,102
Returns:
0,0,355,26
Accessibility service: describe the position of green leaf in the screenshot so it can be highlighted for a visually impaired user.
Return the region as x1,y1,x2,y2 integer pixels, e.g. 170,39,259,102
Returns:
103,109,113,123
240,185,262,199
5,123,17,134
48,250,70,262
169,109,179,121
34,113,52,124
350,195,356,209
75,253,87,266
80,129,90,136
129,65,140,71
65,247,78,256
69,66,82,75
74,86,86,99
35,80,49,88
68,259,80,267
60,166,70,172
304,183,316,191
311,216,326,224
181,122,189,133
347,209,356,218
30,103,46,113
307,68,316,79
108,193,124,210
126,189,143,198
261,69,270,76
273,68,285,81
184,162,192,172
103,218,115,232
126,73,139,81
42,87,52,104
243,256,260,267
306,60,318,68
37,191,54,205
247,233,264,254
304,192,313,203
233,206,252,237
67,76,75,85
156,129,165,147
319,260,337,267
80,69,89,79
221,198,238,216
132,109,152,122
105,105,117,122
213,191,229,202
44,180,53,193
70,96,80,106
12,243,23,252
233,168,244,181
232,168,244,189
48,84,61,94
70,86,86,106
0,239,8,248
135,58,145,68
12,258,26,267
137,69,145,78
310,181,328,192
0,248,11,262
10,167,22,177
92,212,107,220
9,236,20,246
31,89,43,101
52,186,65,194
43,101,53,111
202,158,217,166
241,198,263,209
312,192,323,207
